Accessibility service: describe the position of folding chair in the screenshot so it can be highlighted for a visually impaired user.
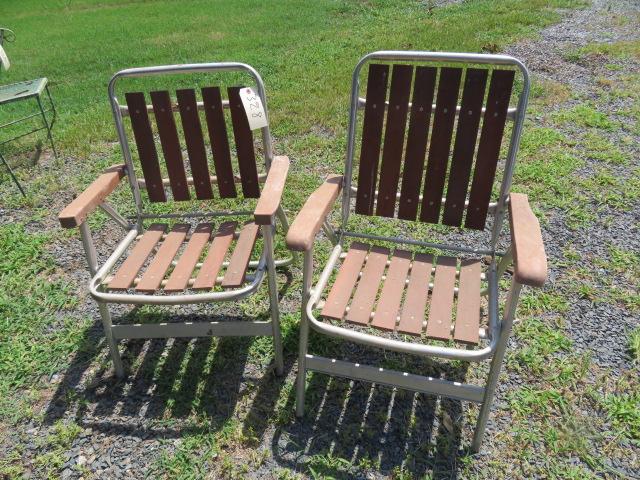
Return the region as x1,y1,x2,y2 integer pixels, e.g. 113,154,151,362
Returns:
0,27,57,195
58,62,293,378
286,51,547,452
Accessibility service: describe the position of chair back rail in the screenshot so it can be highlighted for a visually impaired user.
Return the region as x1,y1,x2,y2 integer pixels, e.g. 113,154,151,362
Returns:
343,51,528,249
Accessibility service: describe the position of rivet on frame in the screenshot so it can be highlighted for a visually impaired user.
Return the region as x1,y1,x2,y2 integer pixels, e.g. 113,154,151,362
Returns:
443,108,448,114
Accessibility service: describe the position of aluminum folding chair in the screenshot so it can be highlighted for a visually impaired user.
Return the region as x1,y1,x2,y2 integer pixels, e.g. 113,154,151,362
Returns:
0,27,57,195
286,51,547,452
58,62,293,378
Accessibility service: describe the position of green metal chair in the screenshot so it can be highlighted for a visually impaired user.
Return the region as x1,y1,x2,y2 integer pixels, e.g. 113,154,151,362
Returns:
0,27,57,195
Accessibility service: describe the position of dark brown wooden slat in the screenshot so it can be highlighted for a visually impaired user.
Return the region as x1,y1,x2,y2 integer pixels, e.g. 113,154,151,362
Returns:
465,70,515,229
321,242,369,320
376,65,413,217
398,253,433,335
425,256,457,341
192,221,237,290
228,87,260,198
355,64,389,215
201,87,237,198
454,259,481,344
222,222,260,287
108,224,167,290
345,246,389,325
164,223,213,292
125,92,166,202
136,224,190,292
419,68,462,223
371,249,411,331
150,90,190,201
176,88,214,199
442,69,489,226
398,67,437,220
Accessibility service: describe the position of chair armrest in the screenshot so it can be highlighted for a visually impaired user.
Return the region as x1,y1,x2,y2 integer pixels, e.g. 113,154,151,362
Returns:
286,175,343,251
508,193,547,287
254,155,290,225
58,164,126,228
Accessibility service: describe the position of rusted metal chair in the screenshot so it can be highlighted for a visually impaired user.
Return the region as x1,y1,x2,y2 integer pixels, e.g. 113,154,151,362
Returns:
286,51,547,452
59,63,293,378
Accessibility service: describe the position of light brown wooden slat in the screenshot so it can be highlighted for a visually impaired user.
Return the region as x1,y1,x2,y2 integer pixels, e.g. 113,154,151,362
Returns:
164,223,213,292
176,88,214,200
108,224,167,290
375,64,413,217
221,222,260,288
135,224,190,292
425,256,458,341
398,253,433,335
192,222,237,290
454,259,481,345
321,242,369,320
371,249,412,331
125,92,166,202
228,87,260,198
345,246,390,325
355,64,389,215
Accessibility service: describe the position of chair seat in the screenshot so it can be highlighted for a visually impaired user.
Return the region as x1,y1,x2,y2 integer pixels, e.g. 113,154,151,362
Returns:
320,242,487,345
0,77,47,104
103,221,261,294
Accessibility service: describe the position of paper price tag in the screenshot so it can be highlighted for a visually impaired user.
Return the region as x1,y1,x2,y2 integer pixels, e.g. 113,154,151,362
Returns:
239,87,268,130
0,44,10,70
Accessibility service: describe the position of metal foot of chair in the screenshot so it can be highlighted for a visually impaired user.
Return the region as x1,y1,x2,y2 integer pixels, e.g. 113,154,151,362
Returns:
98,302,125,378
0,151,26,196
263,224,284,375
37,94,57,160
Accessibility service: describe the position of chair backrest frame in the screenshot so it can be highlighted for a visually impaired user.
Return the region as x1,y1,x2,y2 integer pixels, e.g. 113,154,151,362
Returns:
108,62,273,229
340,51,530,254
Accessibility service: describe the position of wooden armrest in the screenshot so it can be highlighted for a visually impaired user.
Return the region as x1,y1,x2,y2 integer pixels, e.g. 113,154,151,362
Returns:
286,175,343,251
508,193,547,287
58,164,126,228
254,155,290,225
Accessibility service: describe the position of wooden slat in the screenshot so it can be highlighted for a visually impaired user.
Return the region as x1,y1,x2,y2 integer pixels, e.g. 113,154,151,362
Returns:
355,64,389,215
442,69,489,226
221,222,260,288
375,65,413,217
398,253,433,335
254,156,290,224
425,256,457,341
201,86,237,198
371,249,411,331
321,242,369,320
192,222,237,290
176,88,214,200
228,87,260,198
419,68,462,223
125,92,166,202
136,224,190,292
108,224,167,290
164,223,213,292
454,259,481,344
150,90,190,201
398,66,436,220
345,246,389,325
465,70,515,229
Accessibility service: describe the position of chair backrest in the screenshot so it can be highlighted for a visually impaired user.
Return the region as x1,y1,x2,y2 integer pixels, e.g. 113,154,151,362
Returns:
0,44,10,71
342,51,529,250
109,63,273,220
0,28,15,72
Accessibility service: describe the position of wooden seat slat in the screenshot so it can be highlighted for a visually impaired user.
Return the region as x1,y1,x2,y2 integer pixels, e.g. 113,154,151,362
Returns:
398,253,433,335
108,224,168,290
192,222,237,290
228,87,260,198
221,222,260,288
425,256,457,341
453,259,481,345
345,246,390,325
136,224,190,292
371,249,412,331
321,242,369,320
164,223,213,292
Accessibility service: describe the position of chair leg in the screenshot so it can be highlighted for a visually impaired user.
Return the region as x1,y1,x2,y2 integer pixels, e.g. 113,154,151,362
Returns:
263,224,284,375
296,249,313,418
36,94,57,159
98,301,124,378
0,150,26,196
472,280,522,452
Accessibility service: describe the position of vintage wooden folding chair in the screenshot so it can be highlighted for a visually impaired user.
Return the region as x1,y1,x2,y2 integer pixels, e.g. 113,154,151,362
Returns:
58,63,293,378
286,51,547,452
